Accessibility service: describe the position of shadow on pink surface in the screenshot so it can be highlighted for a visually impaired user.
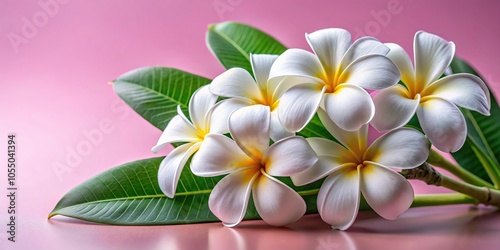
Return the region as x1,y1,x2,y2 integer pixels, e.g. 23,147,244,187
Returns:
43,205,499,250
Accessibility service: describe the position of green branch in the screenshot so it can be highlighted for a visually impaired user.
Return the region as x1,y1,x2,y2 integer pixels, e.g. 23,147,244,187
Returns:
402,163,500,207
427,149,493,188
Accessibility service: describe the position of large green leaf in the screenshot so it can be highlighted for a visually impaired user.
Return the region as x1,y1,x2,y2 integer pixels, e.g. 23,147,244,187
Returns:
113,67,211,130
206,22,287,73
49,157,324,225
450,57,500,186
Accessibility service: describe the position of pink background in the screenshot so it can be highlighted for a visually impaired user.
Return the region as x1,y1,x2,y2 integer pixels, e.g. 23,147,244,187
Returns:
1,0,500,249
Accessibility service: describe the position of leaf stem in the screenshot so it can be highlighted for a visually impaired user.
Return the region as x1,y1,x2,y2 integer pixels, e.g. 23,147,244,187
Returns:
427,149,493,188
402,163,500,207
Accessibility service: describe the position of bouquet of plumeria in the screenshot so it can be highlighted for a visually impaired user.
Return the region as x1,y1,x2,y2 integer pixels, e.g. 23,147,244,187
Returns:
50,22,500,231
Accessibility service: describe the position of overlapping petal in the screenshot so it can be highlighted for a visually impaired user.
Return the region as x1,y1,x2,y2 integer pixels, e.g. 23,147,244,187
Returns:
191,134,257,177
417,97,466,152
252,172,306,226
291,137,357,186
364,128,428,169
339,37,390,72
229,105,270,160
323,84,375,131
263,136,318,176
372,85,419,131
305,28,351,79
210,67,263,103
269,49,325,83
209,98,252,134
317,168,360,230
271,77,309,101
250,54,278,92
269,110,293,142
208,168,259,227
317,109,368,155
423,73,490,115
360,162,414,220
189,85,218,131
278,83,326,132
151,107,200,153
157,142,201,198
293,158,356,186
339,54,400,90
414,31,455,87
385,43,415,87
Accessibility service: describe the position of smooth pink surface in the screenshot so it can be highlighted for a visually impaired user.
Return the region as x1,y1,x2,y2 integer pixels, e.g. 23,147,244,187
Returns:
1,0,500,249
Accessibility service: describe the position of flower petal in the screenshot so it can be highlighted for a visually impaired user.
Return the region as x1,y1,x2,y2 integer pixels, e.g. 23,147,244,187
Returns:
371,85,420,131
270,110,294,142
158,142,200,198
252,172,306,226
417,97,466,152
364,128,429,169
339,54,400,90
189,85,218,130
414,31,455,86
263,136,318,176
324,84,375,131
210,68,263,103
250,54,278,93
360,162,414,220
293,158,358,187
278,83,326,132
152,107,199,153
317,109,368,155
269,48,325,84
423,73,491,115
339,37,390,72
292,158,357,186
305,28,351,79
271,77,310,101
209,168,258,227
191,134,256,177
317,167,360,230
209,98,252,134
385,43,415,89
291,138,358,186
229,105,270,160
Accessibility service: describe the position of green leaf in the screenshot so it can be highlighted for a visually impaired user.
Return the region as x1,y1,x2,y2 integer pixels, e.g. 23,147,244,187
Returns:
298,114,336,141
206,22,287,73
113,67,211,130
49,157,324,225
49,157,217,225
450,57,500,186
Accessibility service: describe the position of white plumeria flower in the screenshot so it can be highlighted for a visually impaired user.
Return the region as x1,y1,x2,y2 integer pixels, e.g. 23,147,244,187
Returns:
371,31,490,152
269,28,401,132
152,85,232,198
210,54,294,141
292,110,429,230
191,105,318,227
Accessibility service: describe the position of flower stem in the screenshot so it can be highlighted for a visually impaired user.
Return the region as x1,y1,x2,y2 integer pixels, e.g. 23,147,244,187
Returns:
427,149,493,188
411,193,476,208
402,163,500,206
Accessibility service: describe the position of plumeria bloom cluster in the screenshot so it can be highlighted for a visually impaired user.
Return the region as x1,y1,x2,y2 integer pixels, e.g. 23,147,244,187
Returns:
152,28,490,230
